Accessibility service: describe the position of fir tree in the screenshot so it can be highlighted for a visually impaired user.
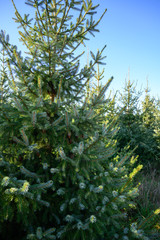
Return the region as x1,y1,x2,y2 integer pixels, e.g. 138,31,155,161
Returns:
142,84,156,128
88,64,117,125
0,1,154,239
116,79,142,154
141,84,159,167
116,78,160,168
153,99,160,166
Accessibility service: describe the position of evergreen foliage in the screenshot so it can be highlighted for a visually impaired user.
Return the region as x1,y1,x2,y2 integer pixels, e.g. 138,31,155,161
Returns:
116,80,142,156
116,79,160,168
154,100,160,162
141,86,159,167
0,1,159,240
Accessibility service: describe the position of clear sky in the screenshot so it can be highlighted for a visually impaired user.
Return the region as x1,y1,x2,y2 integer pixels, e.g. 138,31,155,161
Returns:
0,0,160,98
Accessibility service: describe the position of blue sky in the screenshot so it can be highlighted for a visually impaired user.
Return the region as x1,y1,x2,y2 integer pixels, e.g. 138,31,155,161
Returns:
0,0,160,98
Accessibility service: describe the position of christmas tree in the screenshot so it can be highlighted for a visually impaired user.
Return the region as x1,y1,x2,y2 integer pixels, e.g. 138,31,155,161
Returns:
0,1,154,239
153,99,160,166
141,84,159,167
116,79,142,155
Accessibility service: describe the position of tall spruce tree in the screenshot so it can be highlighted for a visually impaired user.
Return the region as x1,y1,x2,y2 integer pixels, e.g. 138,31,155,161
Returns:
141,85,159,167
116,79,142,154
153,99,160,167
142,84,156,129
116,78,160,167
87,64,117,124
0,1,154,239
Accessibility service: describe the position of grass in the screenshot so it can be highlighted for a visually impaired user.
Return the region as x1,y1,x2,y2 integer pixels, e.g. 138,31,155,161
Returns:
130,167,160,239
137,168,160,213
